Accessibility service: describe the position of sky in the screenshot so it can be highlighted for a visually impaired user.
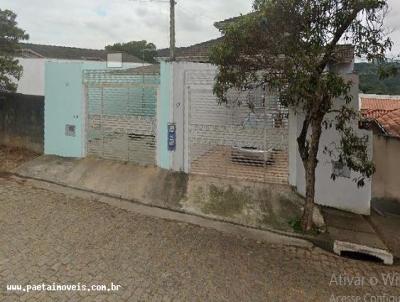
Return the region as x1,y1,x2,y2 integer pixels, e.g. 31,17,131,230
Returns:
2,0,400,56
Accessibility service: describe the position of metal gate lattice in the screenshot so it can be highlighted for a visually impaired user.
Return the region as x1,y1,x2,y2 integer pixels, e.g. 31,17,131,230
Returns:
84,69,159,165
187,70,289,184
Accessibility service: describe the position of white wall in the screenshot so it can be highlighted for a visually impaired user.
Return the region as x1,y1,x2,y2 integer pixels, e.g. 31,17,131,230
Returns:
16,58,46,96
288,105,298,186
16,58,143,96
165,62,217,172
329,61,355,75
289,74,372,215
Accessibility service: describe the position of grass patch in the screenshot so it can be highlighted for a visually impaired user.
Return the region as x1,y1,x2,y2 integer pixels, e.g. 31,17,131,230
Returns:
288,216,321,235
288,217,303,233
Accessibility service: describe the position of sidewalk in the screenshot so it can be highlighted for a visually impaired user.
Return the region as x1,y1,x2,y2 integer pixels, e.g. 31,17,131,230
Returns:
12,155,314,248
368,199,400,259
13,155,310,235
13,155,396,265
322,207,394,265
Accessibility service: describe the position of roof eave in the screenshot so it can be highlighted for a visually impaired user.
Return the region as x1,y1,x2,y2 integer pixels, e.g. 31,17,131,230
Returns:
156,56,211,63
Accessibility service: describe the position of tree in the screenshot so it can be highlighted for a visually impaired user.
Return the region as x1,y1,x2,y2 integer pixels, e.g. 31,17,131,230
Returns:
210,0,392,231
355,62,400,94
0,9,28,93
105,40,157,63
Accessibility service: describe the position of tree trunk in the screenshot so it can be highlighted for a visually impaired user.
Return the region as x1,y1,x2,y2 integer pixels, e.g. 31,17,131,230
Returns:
300,116,323,232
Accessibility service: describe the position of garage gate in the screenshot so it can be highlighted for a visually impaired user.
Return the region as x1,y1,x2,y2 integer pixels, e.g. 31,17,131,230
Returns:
186,69,289,184
84,69,159,165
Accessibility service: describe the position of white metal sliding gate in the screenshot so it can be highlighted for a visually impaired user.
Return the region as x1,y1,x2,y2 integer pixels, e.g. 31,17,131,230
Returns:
84,70,159,165
186,69,289,184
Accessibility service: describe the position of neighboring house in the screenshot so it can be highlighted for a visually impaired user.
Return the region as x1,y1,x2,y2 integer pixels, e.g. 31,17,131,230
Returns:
157,38,222,62
360,94,400,203
16,43,144,96
155,17,371,214
0,43,144,153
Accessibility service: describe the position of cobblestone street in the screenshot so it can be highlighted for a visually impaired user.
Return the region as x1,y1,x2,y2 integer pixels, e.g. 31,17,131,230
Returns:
0,177,399,302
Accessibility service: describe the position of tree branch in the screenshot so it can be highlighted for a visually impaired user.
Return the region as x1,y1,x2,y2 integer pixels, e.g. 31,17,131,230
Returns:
317,5,364,74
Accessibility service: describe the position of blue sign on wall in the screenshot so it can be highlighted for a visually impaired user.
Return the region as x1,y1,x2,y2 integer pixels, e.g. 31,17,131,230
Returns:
168,123,176,151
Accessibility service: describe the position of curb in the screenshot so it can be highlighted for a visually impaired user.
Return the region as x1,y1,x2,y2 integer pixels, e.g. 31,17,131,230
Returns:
7,172,316,249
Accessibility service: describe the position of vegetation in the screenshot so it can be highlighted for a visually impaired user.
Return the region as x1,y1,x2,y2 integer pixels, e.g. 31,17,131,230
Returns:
356,62,400,94
0,9,28,93
105,40,157,63
210,0,392,231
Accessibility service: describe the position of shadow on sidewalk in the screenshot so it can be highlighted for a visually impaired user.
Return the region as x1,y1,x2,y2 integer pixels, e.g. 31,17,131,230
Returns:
368,199,400,260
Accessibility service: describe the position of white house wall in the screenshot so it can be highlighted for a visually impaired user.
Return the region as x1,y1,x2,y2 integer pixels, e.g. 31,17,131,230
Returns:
16,58,144,96
16,58,46,96
288,107,298,186
289,74,372,214
165,62,218,172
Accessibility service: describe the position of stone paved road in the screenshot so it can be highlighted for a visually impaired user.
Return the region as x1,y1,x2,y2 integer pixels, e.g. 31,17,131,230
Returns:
0,178,399,302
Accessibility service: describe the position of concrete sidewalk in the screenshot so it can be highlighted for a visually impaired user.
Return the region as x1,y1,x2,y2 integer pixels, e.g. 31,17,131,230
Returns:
322,207,394,265
13,155,314,248
369,199,400,260
14,155,396,264
13,155,187,211
14,155,310,232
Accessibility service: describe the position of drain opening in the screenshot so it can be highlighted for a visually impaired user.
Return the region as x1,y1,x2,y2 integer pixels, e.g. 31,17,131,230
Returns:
340,251,383,264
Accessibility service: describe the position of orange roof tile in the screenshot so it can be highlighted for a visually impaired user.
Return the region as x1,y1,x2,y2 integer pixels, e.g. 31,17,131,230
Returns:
361,109,390,119
361,97,400,111
360,95,400,138
376,109,400,138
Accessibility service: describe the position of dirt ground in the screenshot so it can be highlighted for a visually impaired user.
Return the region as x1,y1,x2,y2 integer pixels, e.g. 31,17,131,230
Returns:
0,145,39,172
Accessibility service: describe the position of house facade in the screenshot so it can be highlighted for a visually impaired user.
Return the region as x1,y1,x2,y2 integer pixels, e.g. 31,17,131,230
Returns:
360,94,400,203
36,18,374,215
155,38,372,214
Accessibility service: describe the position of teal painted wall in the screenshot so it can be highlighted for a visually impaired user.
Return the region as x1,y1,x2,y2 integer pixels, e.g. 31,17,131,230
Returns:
158,62,172,169
45,62,84,157
44,62,111,157
45,61,153,158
